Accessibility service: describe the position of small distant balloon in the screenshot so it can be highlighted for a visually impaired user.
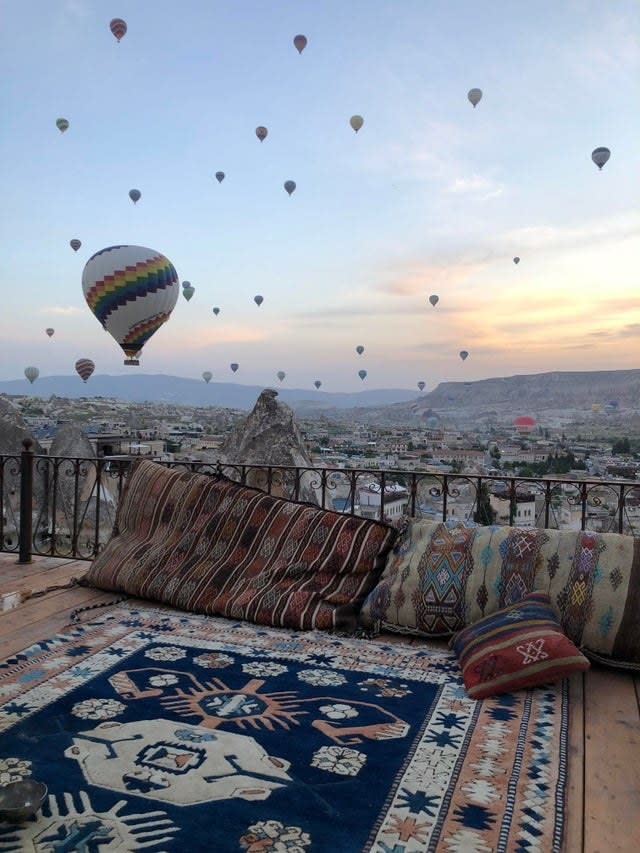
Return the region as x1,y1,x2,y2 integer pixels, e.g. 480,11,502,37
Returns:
349,115,364,133
254,295,263,307
255,126,268,142
24,366,39,384
202,371,212,384
417,381,426,391
356,345,364,355
182,284,195,302
56,118,69,133
459,350,469,361
45,328,54,338
75,358,95,382
109,18,127,42
212,307,220,316
215,171,225,183
129,188,141,204
277,370,286,382
230,363,239,373
467,88,482,107
513,257,520,265
70,239,81,252
284,180,296,196
314,380,322,389
591,147,611,170
428,294,439,307
358,369,367,381
293,34,307,53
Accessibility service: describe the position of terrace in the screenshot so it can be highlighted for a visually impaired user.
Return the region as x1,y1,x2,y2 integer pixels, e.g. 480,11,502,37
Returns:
1,446,639,851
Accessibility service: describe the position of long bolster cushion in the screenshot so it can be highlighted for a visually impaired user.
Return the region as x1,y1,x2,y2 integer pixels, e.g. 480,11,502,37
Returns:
85,459,397,631
359,519,640,671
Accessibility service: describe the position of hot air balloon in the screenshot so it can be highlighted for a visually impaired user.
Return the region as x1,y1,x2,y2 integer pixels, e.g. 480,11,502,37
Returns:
230,363,239,373
212,307,220,316
182,284,195,302
513,257,520,264
428,294,439,307
591,147,611,170
82,245,179,365
75,358,95,382
215,171,225,183
70,239,81,252
314,380,322,389
56,118,69,133
293,34,307,53
129,189,141,204
356,345,364,355
417,381,426,391
467,88,482,107
284,180,296,196
45,328,54,338
24,367,39,384
358,369,367,381
202,371,212,384
255,126,268,142
277,370,286,382
349,115,364,133
254,295,263,307
109,18,127,41
459,350,469,361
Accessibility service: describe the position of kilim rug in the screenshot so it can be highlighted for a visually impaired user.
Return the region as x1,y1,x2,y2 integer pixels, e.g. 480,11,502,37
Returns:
0,603,568,852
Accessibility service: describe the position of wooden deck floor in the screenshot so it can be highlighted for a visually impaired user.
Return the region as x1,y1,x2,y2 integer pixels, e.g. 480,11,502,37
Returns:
1,554,639,851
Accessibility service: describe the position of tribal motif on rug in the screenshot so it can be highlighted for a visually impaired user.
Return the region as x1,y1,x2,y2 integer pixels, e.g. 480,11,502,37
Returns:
0,603,568,851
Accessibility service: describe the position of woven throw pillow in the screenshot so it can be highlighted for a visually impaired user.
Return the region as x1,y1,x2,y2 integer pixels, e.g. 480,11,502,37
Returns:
86,459,397,631
450,591,590,699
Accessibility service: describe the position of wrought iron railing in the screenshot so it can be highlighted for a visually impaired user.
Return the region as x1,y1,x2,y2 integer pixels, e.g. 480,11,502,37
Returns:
2,442,638,562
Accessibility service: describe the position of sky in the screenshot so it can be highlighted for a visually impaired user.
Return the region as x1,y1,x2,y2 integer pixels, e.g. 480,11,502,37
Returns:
0,0,638,393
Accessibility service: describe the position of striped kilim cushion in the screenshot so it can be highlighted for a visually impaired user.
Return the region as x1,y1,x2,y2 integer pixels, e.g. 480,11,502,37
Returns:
450,591,590,698
86,460,397,630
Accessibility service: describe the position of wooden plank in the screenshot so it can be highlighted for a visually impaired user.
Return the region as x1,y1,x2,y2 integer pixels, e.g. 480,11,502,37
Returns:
0,555,83,583
583,667,640,853
0,561,88,601
564,672,585,853
0,585,111,636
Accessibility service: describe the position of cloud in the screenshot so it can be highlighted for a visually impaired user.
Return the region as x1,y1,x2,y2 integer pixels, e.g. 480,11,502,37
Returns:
43,306,83,316
502,213,640,253
446,174,505,200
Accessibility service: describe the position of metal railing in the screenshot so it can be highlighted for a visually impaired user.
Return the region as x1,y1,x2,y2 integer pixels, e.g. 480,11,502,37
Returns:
2,441,638,562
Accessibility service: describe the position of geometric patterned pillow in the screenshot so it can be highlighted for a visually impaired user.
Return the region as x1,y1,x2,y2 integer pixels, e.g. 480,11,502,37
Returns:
450,591,590,699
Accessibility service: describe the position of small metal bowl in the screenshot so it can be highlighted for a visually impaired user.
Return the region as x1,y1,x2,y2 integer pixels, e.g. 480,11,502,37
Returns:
0,780,47,822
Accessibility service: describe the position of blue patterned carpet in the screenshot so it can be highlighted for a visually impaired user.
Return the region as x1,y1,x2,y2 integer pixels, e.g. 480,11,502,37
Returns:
0,604,567,851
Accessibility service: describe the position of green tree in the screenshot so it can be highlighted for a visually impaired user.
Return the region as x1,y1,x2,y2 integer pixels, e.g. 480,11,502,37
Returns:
474,482,497,526
612,437,631,455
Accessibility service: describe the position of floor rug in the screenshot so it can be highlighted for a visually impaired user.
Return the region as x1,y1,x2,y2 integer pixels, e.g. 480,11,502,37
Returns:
0,603,568,851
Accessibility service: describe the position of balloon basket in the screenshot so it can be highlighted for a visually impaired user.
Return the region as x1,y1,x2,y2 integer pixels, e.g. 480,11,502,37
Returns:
123,358,140,366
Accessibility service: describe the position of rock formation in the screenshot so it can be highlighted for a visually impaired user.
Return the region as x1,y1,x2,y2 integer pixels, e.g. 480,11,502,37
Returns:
0,397,43,548
219,388,320,505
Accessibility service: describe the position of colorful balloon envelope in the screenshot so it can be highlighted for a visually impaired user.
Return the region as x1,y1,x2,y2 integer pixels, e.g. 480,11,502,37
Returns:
56,118,69,133
70,239,81,252
358,369,367,381
82,244,179,365
129,189,141,204
314,380,322,389
429,294,439,307
467,88,482,107
75,358,95,382
254,295,264,307
110,18,127,42
230,363,239,373
24,366,39,384
417,381,426,391
202,371,212,384
212,307,220,316
255,126,268,142
284,180,296,196
277,370,286,382
45,328,54,338
293,34,307,53
513,257,520,264
591,147,611,170
215,171,225,183
356,345,364,355
459,350,469,361
349,115,364,133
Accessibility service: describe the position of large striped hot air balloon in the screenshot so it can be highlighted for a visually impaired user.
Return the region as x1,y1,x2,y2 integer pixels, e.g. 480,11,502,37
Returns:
75,358,95,382
82,245,179,365
24,367,39,384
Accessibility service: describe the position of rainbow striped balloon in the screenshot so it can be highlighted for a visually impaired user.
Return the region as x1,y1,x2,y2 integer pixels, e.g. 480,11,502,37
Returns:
82,245,179,364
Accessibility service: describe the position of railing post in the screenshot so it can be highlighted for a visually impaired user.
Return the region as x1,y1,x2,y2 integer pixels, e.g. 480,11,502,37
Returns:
18,439,34,563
